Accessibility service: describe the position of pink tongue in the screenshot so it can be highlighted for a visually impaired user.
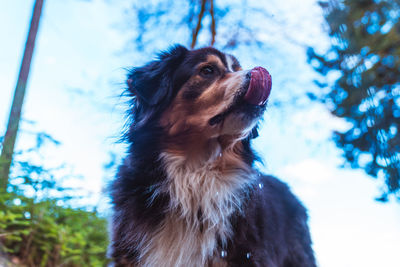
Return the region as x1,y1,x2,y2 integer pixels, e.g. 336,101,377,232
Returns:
244,66,272,105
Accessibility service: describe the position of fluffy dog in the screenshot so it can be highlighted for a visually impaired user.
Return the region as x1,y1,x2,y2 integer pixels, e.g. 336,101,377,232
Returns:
110,45,316,267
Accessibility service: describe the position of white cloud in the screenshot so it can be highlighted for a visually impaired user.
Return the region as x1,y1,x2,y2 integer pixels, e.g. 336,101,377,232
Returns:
279,158,335,184
276,158,400,267
290,104,352,142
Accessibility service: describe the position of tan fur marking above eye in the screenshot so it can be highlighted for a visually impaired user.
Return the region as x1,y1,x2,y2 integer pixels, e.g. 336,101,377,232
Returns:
205,55,226,71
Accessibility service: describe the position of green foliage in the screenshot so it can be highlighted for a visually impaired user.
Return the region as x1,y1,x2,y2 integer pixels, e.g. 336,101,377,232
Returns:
0,193,108,267
308,0,400,201
0,133,109,266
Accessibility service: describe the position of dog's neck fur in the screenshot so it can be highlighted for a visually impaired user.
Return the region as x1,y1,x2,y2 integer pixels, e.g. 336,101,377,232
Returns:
137,141,255,266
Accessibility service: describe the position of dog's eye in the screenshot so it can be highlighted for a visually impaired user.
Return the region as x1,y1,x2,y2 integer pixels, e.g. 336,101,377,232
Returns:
200,66,214,76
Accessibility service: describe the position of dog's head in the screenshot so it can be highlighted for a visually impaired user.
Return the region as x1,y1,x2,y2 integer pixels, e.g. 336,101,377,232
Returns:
127,45,271,161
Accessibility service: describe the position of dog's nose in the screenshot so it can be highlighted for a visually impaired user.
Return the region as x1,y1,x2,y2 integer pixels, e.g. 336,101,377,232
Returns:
245,71,252,80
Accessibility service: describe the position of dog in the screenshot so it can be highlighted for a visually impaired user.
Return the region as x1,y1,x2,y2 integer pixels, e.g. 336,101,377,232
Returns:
109,45,316,267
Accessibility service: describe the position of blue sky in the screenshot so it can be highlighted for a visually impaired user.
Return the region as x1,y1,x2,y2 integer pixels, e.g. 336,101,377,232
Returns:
1,0,399,266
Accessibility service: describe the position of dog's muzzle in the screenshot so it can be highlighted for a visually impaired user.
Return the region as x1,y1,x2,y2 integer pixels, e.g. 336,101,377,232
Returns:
208,67,272,126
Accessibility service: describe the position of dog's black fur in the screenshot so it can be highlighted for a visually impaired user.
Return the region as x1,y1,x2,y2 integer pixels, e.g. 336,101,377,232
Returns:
110,45,316,266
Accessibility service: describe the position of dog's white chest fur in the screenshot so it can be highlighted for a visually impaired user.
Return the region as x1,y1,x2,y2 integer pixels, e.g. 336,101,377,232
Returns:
137,152,253,267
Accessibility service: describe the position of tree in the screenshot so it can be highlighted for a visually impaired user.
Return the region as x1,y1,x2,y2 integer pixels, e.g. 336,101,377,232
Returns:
308,0,400,201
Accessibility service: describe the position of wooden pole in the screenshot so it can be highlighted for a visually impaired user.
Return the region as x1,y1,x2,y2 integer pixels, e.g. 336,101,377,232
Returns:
0,0,45,189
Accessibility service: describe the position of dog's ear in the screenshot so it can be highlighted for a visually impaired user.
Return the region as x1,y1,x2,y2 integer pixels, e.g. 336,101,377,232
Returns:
127,45,188,106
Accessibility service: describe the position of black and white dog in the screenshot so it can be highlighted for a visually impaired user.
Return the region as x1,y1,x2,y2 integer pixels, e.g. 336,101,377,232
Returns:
110,45,316,267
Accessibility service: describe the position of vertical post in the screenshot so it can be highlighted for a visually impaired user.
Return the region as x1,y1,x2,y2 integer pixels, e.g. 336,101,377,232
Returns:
0,0,45,189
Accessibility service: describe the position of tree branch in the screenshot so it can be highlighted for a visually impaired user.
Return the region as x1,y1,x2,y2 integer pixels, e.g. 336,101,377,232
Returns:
191,0,207,49
210,0,216,46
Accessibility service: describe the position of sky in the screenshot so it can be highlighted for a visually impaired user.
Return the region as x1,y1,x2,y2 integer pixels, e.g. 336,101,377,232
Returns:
1,0,400,266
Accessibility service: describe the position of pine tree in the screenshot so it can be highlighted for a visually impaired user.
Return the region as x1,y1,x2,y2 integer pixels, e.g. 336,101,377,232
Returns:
308,0,400,201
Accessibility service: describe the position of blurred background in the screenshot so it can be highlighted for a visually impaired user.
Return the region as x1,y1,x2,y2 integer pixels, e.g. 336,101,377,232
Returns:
0,0,399,266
